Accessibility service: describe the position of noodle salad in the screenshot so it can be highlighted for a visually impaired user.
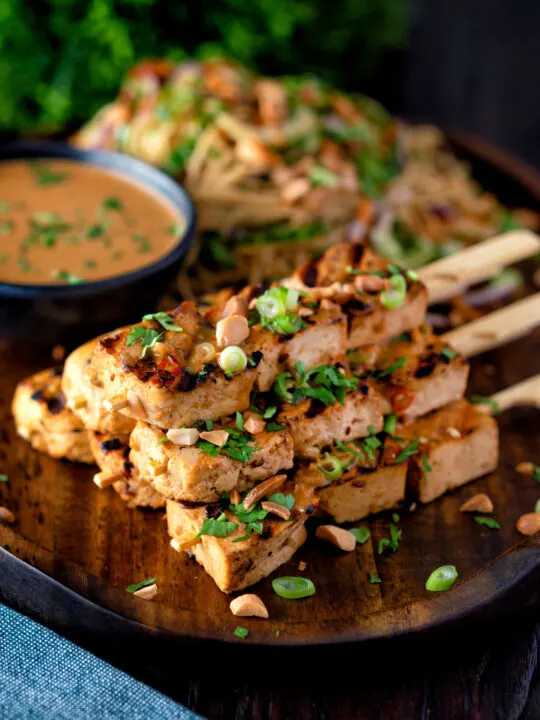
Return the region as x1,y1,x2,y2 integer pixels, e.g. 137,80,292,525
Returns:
74,57,538,317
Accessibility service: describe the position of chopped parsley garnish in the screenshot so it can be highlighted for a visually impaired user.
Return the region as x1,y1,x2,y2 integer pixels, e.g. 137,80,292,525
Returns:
351,526,370,544
362,429,382,462
273,362,358,406
346,266,386,278
52,270,84,285
198,427,260,463
126,576,159,594
377,523,403,554
195,513,238,539
30,161,67,187
132,232,151,253
159,437,170,444
0,474,8,483
394,440,420,464
374,356,406,379
229,500,268,542
235,411,244,430
309,165,340,187
533,466,540,483
84,260,97,269
420,453,432,476
0,253,7,264
17,257,32,272
440,348,458,361
368,572,382,584
383,414,397,434
86,223,105,239
263,406,277,419
167,220,184,236
234,626,249,639
267,493,295,511
267,422,285,432
468,395,500,414
474,516,500,530
126,326,164,358
102,196,123,211
142,311,183,333
0,221,13,235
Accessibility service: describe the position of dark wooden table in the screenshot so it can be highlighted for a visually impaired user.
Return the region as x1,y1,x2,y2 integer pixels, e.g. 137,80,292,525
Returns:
8,594,537,719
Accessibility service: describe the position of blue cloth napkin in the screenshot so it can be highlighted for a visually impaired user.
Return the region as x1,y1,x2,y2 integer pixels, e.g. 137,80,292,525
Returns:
0,603,201,720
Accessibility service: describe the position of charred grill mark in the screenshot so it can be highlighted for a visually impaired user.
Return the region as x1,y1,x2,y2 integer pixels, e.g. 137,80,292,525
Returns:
101,438,124,452
306,399,327,418
100,334,121,352
414,352,438,379
358,383,369,396
52,367,63,377
298,259,319,288
122,446,134,477
249,351,263,368
351,243,366,266
46,394,66,415
31,389,44,402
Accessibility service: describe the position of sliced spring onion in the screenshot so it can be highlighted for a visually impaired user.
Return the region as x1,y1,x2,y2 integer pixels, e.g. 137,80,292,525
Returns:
257,294,281,320
234,626,249,639
318,453,343,481
351,526,370,544
198,342,216,363
383,413,397,434
425,565,458,592
218,346,247,376
272,576,316,599
380,273,406,310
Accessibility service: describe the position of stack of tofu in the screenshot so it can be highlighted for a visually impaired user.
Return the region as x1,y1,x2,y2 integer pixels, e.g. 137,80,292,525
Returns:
13,240,504,594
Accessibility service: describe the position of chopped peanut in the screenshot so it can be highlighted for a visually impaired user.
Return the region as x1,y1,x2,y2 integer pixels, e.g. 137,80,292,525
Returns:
516,512,540,536
230,593,269,619
167,428,200,446
243,474,287,510
243,413,266,435
261,501,291,520
69,394,88,410
516,461,534,476
133,584,158,600
51,344,66,362
446,426,461,439
281,177,311,205
298,306,314,317
316,525,356,552
216,314,249,348
200,429,229,447
127,392,147,419
0,507,15,524
230,490,241,505
298,561,307,572
236,136,280,168
354,274,385,293
93,471,122,489
222,295,248,319
103,395,129,413
460,493,494,514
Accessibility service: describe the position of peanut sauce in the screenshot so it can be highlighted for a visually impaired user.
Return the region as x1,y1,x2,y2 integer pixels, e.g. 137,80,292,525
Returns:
0,159,184,285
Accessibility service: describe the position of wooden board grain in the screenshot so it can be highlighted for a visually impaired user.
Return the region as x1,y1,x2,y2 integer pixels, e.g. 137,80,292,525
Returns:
1,134,540,646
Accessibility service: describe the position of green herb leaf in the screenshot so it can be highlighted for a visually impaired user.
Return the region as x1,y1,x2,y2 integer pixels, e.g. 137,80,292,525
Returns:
142,311,183,333
474,516,501,530
383,414,397,434
309,165,340,187
234,626,249,639
267,493,295,511
440,348,457,361
375,356,406,379
235,411,244,430
102,196,123,211
51,270,84,285
532,466,540,483
126,326,164,358
266,422,285,432
351,526,370,544
126,576,159,594
30,161,67,187
0,474,8,483
368,572,382,584
263,406,277,419
469,395,500,414
195,516,238,539
394,440,420,464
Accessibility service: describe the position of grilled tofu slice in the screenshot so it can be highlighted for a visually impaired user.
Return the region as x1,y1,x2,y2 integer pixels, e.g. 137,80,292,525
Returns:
88,431,165,509
130,420,294,503
167,479,316,593
90,302,258,429
352,327,469,423
403,399,499,503
281,302,347,371
289,242,428,348
276,380,385,458
12,368,94,464
296,441,407,523
62,338,136,435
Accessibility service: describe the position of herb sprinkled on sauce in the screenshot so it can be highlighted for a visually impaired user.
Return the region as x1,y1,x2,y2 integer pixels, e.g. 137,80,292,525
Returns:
0,159,183,285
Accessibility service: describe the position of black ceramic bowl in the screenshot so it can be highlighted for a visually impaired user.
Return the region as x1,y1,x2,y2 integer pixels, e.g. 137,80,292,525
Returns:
0,141,196,346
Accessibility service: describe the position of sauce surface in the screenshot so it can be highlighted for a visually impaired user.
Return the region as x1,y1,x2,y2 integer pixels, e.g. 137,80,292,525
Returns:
0,159,184,285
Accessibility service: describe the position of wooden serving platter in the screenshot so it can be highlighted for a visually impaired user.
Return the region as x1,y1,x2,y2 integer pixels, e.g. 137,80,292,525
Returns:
1,134,540,646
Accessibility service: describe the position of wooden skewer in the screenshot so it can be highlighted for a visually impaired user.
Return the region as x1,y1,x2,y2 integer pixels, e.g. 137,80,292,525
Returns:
419,230,540,304
482,374,540,414
442,293,540,358
93,471,123,489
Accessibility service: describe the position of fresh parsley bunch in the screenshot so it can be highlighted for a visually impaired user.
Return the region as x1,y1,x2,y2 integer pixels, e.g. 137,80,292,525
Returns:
273,362,358,405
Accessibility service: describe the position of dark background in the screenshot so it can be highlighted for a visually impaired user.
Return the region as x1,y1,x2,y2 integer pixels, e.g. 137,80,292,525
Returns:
3,0,539,170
